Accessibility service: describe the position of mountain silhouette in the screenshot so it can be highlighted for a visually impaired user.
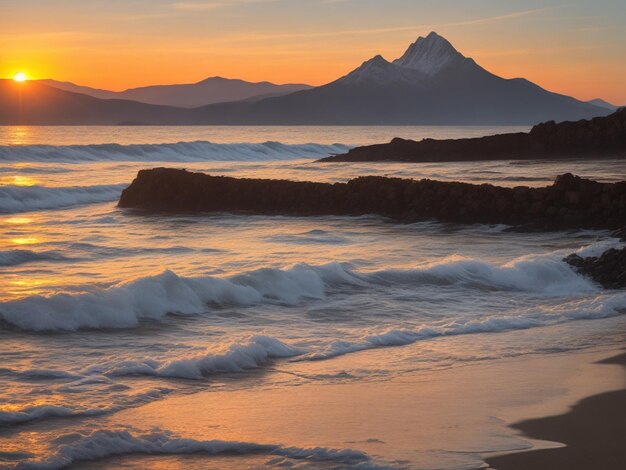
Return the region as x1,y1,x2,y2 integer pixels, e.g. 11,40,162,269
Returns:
40,77,311,107
1,33,610,125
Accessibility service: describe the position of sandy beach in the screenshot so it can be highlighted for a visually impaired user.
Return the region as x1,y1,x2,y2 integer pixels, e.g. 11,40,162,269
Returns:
55,319,624,470
485,351,626,470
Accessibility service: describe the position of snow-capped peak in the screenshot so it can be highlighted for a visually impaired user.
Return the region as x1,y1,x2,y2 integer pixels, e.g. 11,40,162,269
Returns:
393,32,464,75
337,55,428,86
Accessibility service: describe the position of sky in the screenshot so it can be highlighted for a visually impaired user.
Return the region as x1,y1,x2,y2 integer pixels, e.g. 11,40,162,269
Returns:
1,0,625,103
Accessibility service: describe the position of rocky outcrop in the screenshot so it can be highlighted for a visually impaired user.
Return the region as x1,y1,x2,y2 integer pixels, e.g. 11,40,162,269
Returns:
119,169,626,230
320,108,626,162
564,247,626,289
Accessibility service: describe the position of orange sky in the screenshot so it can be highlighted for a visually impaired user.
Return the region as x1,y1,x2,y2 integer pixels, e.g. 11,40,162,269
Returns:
2,0,625,104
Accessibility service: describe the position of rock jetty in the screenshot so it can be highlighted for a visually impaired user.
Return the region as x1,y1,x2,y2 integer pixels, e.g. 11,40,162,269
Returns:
119,170,626,230
320,108,626,162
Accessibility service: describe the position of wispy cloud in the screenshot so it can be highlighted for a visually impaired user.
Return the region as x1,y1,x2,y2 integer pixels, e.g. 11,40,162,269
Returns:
444,6,554,27
199,5,555,44
172,0,280,10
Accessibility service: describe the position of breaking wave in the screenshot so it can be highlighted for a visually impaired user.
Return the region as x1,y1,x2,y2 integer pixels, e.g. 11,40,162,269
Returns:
0,249,616,332
100,335,302,380
12,429,380,470
0,184,126,213
0,388,173,427
300,292,626,361
0,141,351,163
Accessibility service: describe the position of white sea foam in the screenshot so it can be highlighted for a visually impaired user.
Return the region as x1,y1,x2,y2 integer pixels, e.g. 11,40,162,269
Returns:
100,335,302,379
370,253,598,295
0,264,343,331
302,292,626,361
15,429,376,470
0,387,173,426
0,141,351,163
0,250,610,331
0,404,106,426
0,184,125,213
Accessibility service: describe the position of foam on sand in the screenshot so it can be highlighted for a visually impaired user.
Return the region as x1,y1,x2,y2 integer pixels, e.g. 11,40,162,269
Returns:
101,335,302,379
301,292,626,361
14,428,381,470
0,387,173,426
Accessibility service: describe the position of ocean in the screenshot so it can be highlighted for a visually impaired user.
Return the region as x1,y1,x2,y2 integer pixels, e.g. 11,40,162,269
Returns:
1,125,625,470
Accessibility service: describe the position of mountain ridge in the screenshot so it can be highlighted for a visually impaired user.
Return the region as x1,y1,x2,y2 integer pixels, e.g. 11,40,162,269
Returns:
40,77,312,108
2,32,612,125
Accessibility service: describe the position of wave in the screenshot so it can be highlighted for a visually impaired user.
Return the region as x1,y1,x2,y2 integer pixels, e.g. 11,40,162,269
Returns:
364,254,597,296
0,141,351,163
0,248,611,331
0,184,126,214
0,250,69,267
0,264,343,331
300,293,626,361
0,404,107,426
13,429,380,470
0,388,172,427
100,335,302,380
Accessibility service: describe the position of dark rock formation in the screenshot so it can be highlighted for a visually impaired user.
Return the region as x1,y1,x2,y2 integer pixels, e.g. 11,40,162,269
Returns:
320,108,626,162
564,247,626,289
119,169,626,230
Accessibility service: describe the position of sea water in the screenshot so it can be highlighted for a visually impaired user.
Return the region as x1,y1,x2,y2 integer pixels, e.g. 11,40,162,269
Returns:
0,125,625,469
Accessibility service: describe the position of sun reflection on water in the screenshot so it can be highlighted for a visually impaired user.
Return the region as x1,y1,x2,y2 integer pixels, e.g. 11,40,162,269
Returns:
5,126,33,146
5,216,33,225
10,237,40,245
0,175,39,186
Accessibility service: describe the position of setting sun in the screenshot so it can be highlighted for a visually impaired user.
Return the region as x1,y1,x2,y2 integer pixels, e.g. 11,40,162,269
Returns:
13,72,27,82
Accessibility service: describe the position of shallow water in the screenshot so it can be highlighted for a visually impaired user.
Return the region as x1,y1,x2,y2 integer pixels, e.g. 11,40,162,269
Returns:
0,125,625,469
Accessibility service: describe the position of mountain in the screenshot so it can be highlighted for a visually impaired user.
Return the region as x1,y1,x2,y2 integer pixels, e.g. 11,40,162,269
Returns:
1,32,610,125
188,32,607,125
587,98,619,110
0,80,191,125
392,31,467,75
40,77,312,107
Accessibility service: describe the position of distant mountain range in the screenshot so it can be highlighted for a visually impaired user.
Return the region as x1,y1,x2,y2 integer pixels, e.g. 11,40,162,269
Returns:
39,77,312,107
1,32,617,125
587,98,621,110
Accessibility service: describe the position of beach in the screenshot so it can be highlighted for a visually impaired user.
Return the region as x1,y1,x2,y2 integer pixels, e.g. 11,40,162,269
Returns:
1,125,625,469
486,351,626,470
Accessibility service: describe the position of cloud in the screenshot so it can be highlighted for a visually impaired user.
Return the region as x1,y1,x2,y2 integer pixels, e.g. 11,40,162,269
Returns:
445,6,555,27
199,5,555,44
171,0,280,10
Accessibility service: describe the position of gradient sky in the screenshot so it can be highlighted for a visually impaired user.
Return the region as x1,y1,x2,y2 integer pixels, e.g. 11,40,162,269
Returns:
2,0,625,103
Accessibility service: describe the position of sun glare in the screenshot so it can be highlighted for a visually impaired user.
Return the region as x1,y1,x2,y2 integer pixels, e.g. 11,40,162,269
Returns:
13,72,27,82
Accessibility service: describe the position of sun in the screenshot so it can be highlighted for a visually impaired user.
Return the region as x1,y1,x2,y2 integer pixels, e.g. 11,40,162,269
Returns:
13,72,27,82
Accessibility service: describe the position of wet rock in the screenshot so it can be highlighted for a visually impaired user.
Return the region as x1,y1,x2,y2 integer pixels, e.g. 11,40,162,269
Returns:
119,169,626,231
564,247,626,289
320,108,626,162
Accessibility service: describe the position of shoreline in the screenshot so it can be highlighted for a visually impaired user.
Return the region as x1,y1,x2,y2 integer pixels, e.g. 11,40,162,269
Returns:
485,351,626,470
95,326,626,470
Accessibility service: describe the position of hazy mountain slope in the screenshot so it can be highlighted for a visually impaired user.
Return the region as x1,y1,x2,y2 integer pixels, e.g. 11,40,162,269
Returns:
587,98,619,110
40,77,311,107
0,80,192,125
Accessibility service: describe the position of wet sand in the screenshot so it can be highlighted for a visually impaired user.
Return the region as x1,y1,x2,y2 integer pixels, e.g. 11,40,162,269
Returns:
88,328,626,470
486,352,626,470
